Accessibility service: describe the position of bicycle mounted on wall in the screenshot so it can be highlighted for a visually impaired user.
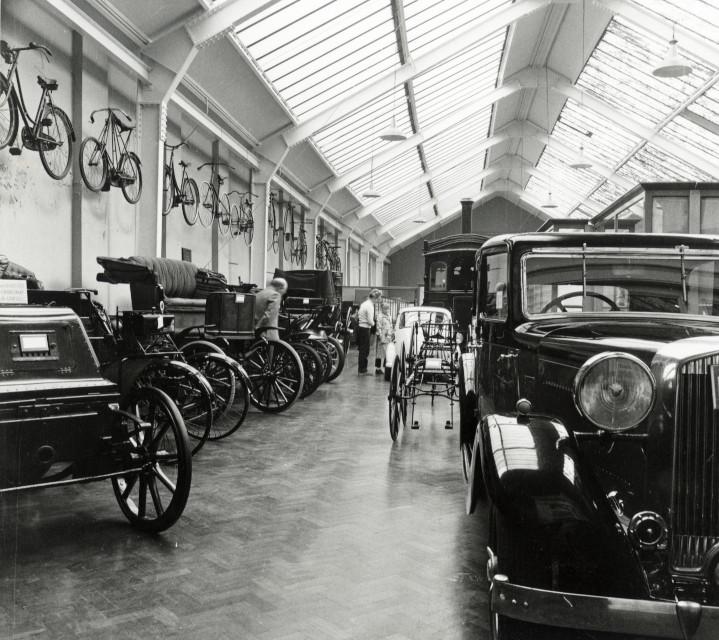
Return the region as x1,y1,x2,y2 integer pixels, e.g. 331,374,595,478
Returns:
198,162,239,236
0,40,74,180
163,139,199,224
79,108,142,203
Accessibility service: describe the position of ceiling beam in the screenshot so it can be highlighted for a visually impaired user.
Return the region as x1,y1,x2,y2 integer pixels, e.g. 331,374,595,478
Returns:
283,0,553,147
44,0,150,80
186,0,285,47
315,84,521,195
604,0,719,69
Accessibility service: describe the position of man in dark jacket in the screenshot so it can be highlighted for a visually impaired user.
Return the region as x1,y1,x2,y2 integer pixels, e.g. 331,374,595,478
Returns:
254,277,288,341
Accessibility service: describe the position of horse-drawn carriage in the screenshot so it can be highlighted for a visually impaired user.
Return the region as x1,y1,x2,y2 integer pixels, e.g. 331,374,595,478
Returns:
0,303,192,531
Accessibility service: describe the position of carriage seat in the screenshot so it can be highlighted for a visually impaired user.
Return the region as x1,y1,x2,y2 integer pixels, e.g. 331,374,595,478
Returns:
96,256,229,331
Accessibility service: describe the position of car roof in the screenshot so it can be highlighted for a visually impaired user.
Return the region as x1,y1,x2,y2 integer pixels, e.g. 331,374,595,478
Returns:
400,306,450,315
481,231,719,253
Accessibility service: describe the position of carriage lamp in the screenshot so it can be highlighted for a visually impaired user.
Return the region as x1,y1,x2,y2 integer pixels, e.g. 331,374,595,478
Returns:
628,511,668,551
455,332,463,345
574,352,655,432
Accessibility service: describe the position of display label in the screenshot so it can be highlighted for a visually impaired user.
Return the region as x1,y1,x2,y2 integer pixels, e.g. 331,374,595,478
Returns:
19,333,49,353
235,294,245,304
0,280,27,304
156,315,163,330
303,298,309,304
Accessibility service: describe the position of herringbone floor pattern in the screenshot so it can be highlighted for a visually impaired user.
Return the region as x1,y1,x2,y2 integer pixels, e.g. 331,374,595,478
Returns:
0,351,490,639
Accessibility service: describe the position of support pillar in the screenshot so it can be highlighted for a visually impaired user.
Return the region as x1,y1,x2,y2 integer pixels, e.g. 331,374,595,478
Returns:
70,30,83,286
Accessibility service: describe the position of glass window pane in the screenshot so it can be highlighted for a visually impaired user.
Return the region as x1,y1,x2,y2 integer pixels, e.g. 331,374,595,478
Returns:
429,261,447,291
652,196,689,233
701,197,719,234
482,253,508,318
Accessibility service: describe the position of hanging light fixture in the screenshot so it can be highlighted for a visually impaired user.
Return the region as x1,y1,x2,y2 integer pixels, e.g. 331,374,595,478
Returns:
379,68,408,142
541,191,559,209
653,25,693,78
568,0,593,171
362,153,381,199
569,143,592,170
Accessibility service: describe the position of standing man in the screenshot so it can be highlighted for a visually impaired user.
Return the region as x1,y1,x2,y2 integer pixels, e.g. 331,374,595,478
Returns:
254,277,288,341
357,288,381,375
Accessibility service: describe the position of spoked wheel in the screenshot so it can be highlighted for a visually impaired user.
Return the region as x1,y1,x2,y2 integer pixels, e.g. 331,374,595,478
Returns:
79,136,108,191
162,165,173,216
292,342,323,399
241,207,254,246
244,339,304,412
137,362,213,456
186,353,250,440
38,105,73,180
388,359,402,441
308,339,332,382
111,386,192,532
182,177,200,225
398,344,408,426
118,152,142,203
342,307,353,353
324,336,346,381
0,73,18,149
198,181,214,228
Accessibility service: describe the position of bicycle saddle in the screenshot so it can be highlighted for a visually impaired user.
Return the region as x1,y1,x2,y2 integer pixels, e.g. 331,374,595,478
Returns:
112,111,135,132
179,160,191,168
36,76,57,91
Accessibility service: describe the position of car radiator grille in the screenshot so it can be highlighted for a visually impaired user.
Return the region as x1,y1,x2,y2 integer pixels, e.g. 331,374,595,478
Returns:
673,354,719,570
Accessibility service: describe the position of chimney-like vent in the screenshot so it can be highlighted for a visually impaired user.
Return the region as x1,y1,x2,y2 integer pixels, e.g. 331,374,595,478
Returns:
460,198,474,234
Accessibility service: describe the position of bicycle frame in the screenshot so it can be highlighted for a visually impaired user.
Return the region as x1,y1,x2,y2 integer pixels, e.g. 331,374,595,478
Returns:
166,146,190,206
92,110,133,172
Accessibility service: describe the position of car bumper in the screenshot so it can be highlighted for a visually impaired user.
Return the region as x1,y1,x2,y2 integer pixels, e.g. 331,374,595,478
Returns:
491,575,719,639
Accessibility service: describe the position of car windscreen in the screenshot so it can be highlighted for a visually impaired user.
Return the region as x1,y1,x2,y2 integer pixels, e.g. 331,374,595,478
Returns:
523,249,719,317
398,310,449,328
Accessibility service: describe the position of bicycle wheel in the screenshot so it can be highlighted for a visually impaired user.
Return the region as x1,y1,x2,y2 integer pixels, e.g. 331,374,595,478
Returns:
181,177,199,225
0,73,17,149
242,204,254,246
137,361,213,456
291,341,323,399
325,336,346,381
198,181,215,228
229,203,241,238
297,234,307,267
38,105,72,180
162,165,173,215
79,136,108,192
111,386,192,532
186,353,249,440
118,152,143,204
244,339,303,413
283,206,295,262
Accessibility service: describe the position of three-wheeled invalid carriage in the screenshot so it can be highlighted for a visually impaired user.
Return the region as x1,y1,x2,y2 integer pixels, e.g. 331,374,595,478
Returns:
0,304,192,532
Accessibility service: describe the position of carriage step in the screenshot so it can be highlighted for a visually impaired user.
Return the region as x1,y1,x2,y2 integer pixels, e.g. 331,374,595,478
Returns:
8,146,21,155
411,421,420,429
445,420,453,429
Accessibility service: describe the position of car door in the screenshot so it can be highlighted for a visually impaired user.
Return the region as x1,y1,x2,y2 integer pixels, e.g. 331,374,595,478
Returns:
477,248,519,416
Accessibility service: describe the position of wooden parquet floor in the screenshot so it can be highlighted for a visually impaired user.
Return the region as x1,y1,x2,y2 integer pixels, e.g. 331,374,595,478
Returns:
0,350,490,640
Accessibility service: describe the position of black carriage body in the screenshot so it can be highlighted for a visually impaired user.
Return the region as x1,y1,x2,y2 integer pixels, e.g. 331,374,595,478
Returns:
422,233,487,331
460,232,719,637
0,306,120,489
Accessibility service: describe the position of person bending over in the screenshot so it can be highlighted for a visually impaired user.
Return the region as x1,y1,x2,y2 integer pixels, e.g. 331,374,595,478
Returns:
357,288,381,375
254,277,288,341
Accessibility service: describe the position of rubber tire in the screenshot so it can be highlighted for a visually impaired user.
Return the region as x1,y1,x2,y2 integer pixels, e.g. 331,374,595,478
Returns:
111,386,192,532
0,73,18,149
119,152,142,204
292,341,323,399
79,136,108,192
197,181,215,228
325,336,346,381
182,177,200,225
245,340,304,413
309,339,333,383
38,105,72,180
162,165,173,215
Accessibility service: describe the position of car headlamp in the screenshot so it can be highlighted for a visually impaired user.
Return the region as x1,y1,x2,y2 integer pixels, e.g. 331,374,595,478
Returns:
574,352,655,432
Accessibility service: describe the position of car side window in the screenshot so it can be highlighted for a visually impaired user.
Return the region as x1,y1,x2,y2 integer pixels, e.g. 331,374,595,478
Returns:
479,251,508,319
429,261,447,291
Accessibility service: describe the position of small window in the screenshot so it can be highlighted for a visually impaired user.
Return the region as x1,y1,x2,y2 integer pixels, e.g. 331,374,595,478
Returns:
480,252,508,319
652,196,689,233
449,258,473,291
429,261,447,291
701,197,719,234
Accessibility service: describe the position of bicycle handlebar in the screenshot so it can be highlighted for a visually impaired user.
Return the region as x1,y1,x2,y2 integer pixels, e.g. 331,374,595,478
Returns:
164,140,188,151
28,42,52,57
1,40,52,63
89,107,131,125
198,162,235,171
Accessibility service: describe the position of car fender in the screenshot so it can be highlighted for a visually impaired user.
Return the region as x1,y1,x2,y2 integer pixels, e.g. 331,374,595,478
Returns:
474,412,649,597
204,352,251,388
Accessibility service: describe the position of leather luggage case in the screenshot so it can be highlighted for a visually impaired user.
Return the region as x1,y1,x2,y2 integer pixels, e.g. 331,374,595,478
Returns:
205,292,256,338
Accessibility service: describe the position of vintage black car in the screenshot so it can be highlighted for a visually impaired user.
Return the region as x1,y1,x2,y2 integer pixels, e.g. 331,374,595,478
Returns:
460,232,719,639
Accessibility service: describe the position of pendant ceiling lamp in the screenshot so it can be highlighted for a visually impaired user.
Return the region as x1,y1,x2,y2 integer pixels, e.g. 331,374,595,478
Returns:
379,68,408,142
568,143,592,170
653,25,693,78
362,154,381,199
541,191,559,209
